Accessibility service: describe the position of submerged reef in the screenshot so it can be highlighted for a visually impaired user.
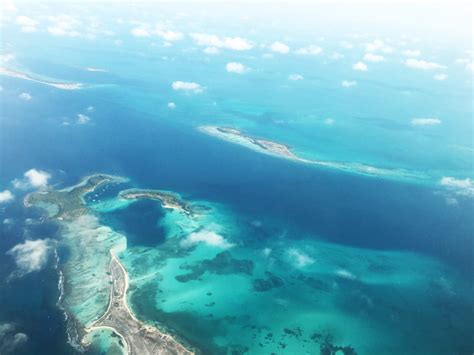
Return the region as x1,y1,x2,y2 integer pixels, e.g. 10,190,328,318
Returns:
175,251,254,283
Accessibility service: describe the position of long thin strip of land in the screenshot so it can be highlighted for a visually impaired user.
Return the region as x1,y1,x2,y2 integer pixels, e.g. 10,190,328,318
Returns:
199,125,426,181
86,252,193,355
0,67,82,90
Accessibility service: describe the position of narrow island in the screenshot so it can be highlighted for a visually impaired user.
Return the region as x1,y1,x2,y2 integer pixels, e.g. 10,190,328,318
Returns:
119,188,194,216
25,174,194,355
0,67,83,90
86,252,192,355
199,125,425,180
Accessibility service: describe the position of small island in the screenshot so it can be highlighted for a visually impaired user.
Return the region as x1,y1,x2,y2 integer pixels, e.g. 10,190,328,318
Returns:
199,125,425,181
120,189,194,216
0,67,83,90
199,125,300,161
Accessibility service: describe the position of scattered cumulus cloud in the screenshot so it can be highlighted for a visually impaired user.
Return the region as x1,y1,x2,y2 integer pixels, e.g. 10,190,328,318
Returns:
363,53,384,62
295,45,322,55
6,239,54,279
324,118,335,125
180,230,234,249
0,190,14,203
154,29,183,41
0,323,28,354
190,33,253,51
288,74,303,81
168,102,176,109
411,118,441,126
171,81,204,93
455,58,474,71
12,169,51,190
47,15,82,37
131,27,150,37
341,80,357,88
0,53,15,64
405,58,445,70
365,39,393,53
15,15,38,32
402,49,421,57
203,46,219,55
353,61,368,71
440,177,473,197
18,92,32,101
77,114,90,124
288,248,314,267
269,41,290,54
226,62,247,74
434,73,448,81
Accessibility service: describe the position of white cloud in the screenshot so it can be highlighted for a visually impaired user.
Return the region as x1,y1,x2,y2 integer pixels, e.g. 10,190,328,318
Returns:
0,53,15,64
455,58,474,71
226,62,247,74
324,118,335,125
440,177,473,197
77,114,90,124
288,74,303,81
180,230,234,249
203,46,219,55
411,118,441,126
13,169,51,190
295,45,322,56
154,29,183,41
131,27,150,37
405,58,445,70
366,39,393,53
340,41,353,49
402,49,421,57
434,73,448,81
190,33,253,51
269,41,290,54
15,15,38,32
47,15,82,37
0,190,14,203
18,92,32,101
0,323,28,354
171,81,204,93
6,239,53,279
3,0,17,11
363,53,384,62
341,80,357,88
288,248,314,267
86,106,95,112
168,102,176,109
353,61,368,71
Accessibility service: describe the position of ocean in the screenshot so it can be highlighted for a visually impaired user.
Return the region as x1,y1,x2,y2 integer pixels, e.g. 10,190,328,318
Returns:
0,2,473,354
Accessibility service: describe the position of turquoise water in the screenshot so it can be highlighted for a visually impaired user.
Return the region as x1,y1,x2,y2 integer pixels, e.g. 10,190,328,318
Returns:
1,2,473,354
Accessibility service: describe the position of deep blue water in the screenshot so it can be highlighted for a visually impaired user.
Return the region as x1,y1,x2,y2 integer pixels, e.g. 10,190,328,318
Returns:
1,4,473,351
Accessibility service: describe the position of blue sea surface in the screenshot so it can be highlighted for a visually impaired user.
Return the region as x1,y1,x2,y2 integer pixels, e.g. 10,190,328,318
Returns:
1,2,473,354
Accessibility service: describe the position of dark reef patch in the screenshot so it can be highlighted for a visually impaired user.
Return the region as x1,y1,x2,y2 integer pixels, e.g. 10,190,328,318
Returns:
252,272,284,292
175,252,254,283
